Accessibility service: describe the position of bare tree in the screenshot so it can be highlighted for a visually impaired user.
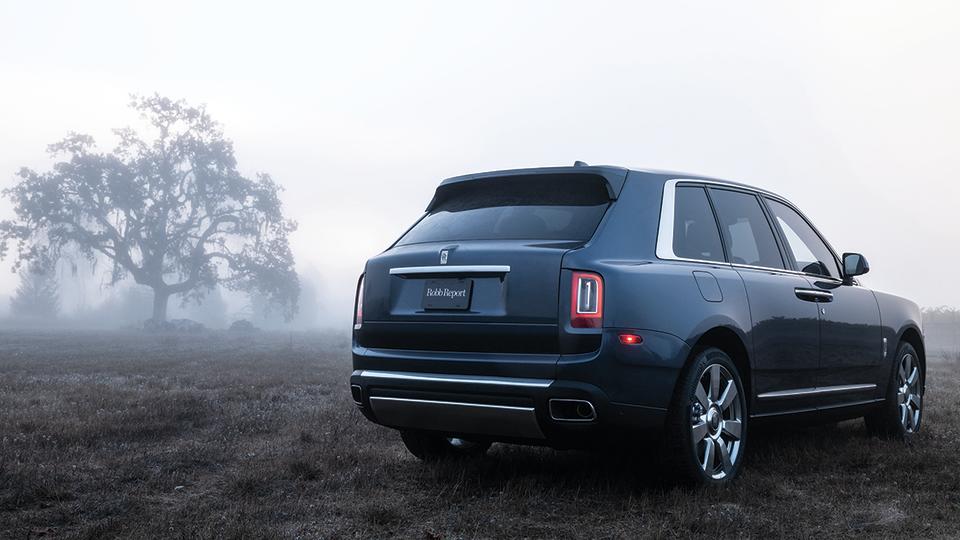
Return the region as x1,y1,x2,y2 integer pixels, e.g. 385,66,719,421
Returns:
0,95,299,322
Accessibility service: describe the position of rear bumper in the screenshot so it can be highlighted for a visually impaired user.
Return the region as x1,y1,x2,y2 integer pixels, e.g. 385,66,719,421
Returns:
350,368,665,445
350,329,690,446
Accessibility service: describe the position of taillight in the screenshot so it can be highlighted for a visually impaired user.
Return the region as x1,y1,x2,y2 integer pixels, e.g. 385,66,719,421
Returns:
570,271,603,328
354,274,364,330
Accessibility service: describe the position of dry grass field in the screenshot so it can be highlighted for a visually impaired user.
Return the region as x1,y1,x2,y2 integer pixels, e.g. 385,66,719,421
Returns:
0,331,958,539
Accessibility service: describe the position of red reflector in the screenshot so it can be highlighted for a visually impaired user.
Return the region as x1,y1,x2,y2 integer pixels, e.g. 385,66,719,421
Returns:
618,333,643,345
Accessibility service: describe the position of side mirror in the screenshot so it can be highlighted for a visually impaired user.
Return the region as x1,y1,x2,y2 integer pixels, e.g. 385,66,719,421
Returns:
842,252,869,277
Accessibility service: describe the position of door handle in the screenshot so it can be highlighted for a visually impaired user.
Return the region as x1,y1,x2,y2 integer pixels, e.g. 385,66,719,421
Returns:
795,288,833,302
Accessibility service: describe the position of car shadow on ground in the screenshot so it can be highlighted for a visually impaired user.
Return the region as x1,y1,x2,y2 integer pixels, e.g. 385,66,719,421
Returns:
409,420,872,494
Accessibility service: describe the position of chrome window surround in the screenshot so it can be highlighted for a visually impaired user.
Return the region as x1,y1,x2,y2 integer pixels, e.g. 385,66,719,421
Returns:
656,178,844,282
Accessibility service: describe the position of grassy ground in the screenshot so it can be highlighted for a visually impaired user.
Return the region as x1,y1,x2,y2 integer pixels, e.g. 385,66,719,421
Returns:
0,331,958,539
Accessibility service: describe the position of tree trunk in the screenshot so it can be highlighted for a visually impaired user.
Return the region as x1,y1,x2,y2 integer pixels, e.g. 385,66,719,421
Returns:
152,289,170,322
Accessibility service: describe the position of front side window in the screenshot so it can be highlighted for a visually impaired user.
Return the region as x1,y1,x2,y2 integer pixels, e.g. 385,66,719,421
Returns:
709,189,785,269
765,198,841,279
672,186,724,262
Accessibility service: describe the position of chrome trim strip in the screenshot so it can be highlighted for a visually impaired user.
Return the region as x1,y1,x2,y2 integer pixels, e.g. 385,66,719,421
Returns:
757,383,876,400
732,262,842,282
356,369,553,388
389,265,511,275
369,396,545,439
750,398,885,418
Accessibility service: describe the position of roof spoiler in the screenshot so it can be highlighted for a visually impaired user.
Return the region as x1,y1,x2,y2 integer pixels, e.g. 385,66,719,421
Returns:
425,166,628,212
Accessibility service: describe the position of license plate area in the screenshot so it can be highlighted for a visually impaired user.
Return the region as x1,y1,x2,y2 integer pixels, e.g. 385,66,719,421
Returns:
422,278,473,310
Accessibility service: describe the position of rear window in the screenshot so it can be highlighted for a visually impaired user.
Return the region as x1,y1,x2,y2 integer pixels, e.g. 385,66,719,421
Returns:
397,174,611,245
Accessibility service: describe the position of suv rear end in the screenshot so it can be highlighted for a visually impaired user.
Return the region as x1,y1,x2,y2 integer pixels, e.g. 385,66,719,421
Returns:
350,166,677,450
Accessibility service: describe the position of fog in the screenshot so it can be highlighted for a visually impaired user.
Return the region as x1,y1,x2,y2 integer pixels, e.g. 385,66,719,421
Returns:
1,1,958,328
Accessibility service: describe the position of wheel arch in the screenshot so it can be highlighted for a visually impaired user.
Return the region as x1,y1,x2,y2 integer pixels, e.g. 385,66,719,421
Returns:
876,324,926,398
685,326,752,403
898,325,926,391
899,326,925,367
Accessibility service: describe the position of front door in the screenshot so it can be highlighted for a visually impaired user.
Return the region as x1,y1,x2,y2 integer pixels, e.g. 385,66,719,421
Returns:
808,280,882,402
763,197,883,407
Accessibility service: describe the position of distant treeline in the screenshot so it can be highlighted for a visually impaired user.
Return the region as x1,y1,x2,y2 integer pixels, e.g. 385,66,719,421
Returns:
4,264,326,330
923,306,960,354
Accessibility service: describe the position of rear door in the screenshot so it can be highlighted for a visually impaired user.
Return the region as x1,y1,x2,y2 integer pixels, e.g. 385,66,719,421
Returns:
358,173,614,357
707,187,822,415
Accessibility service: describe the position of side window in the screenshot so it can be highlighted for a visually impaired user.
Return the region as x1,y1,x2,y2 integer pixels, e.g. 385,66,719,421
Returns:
709,189,785,269
672,186,724,262
765,198,841,279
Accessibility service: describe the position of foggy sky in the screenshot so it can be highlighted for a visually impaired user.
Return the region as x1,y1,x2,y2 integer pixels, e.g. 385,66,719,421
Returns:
1,1,958,327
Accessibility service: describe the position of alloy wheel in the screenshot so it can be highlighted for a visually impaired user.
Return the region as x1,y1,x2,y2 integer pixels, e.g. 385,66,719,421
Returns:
896,352,923,433
690,364,744,480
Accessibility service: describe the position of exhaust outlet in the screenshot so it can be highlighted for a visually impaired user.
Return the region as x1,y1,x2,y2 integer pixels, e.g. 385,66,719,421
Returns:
350,384,363,405
549,399,597,422
576,401,594,419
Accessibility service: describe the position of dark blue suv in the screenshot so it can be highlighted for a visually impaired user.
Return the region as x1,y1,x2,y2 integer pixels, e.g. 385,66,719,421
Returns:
351,164,924,484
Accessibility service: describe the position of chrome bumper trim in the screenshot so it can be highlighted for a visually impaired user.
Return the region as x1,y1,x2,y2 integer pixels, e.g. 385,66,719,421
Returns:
355,369,553,389
369,396,545,439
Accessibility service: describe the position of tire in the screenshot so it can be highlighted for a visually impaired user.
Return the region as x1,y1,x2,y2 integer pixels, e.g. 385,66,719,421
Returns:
665,347,748,485
399,430,491,461
865,342,924,440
